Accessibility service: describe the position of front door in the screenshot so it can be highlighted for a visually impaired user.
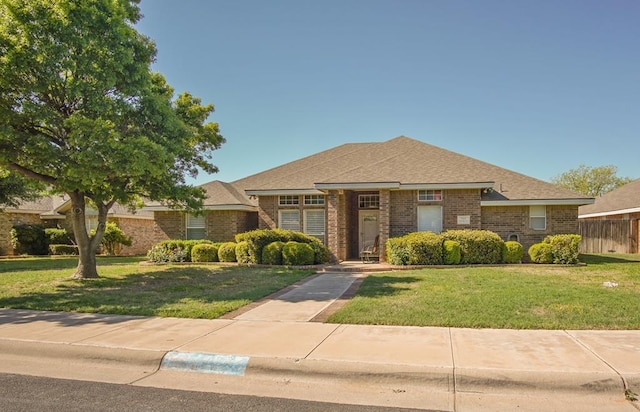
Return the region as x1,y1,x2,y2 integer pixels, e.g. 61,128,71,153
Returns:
359,210,379,252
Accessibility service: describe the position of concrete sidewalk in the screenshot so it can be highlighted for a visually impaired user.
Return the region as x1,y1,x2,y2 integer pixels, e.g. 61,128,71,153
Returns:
0,270,639,411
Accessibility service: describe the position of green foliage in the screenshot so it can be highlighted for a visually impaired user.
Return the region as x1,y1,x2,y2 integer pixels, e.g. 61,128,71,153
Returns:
235,241,251,264
543,234,582,264
45,228,74,245
404,232,443,265
218,242,237,262
146,239,212,263
440,230,504,264
528,243,553,264
10,224,48,255
49,244,78,255
0,0,225,277
262,241,285,265
95,222,132,256
0,168,43,209
235,229,330,264
443,240,461,265
502,241,524,264
551,164,632,197
386,236,410,265
191,243,220,263
282,242,315,266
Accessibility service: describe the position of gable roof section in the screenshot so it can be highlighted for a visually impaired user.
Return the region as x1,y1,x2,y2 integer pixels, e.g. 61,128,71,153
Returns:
144,180,256,211
579,178,640,218
235,136,592,205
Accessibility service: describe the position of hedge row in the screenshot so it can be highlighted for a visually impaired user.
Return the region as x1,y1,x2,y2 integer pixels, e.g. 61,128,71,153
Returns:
147,229,330,266
387,230,522,265
528,234,581,264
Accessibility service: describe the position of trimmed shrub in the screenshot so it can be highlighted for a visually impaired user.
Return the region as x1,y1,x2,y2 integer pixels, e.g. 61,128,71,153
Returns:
544,234,581,264
99,222,132,255
235,241,251,264
386,236,410,265
10,224,48,255
440,230,504,264
191,243,220,262
235,229,330,264
262,241,285,265
528,242,553,264
405,232,444,265
282,241,314,266
45,228,74,245
502,241,524,264
49,244,78,255
443,240,461,265
218,242,237,262
147,239,212,263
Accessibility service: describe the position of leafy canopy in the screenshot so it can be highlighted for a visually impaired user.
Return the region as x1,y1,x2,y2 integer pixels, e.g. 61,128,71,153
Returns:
0,0,224,211
551,164,632,197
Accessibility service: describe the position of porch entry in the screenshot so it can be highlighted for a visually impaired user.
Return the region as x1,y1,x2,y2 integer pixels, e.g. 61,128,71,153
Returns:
359,210,380,253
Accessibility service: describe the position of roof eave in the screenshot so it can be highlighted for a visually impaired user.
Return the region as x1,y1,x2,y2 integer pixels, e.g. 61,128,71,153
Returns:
246,189,325,196
482,198,595,206
579,206,640,219
143,204,257,212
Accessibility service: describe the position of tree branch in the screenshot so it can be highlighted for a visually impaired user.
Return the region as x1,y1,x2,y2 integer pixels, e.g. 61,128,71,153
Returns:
8,162,57,185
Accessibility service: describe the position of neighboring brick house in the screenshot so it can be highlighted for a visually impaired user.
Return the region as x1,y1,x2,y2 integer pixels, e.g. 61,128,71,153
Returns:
578,179,640,254
149,136,593,262
0,196,156,256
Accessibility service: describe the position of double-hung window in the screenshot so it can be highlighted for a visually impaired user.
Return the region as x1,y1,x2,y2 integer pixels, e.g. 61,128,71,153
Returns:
186,213,206,239
304,209,325,243
529,205,546,230
279,210,300,231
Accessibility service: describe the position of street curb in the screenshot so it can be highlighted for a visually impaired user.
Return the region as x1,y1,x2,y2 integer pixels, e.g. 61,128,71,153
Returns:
160,351,250,376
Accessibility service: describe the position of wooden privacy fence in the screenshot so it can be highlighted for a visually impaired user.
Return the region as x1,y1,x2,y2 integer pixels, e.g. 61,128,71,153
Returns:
579,219,636,254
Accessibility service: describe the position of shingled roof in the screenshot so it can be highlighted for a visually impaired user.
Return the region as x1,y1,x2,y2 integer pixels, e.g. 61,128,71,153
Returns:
144,180,256,211
579,178,640,217
234,136,592,205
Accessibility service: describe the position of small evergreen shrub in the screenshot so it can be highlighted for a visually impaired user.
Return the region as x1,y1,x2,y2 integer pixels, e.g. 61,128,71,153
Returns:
45,228,74,245
218,242,237,262
502,241,524,264
235,241,252,264
235,228,330,264
386,236,410,265
282,241,314,266
440,230,504,264
146,239,212,262
443,240,461,265
544,234,581,264
405,232,444,265
10,224,48,255
49,244,78,255
99,222,132,255
191,243,219,262
528,243,553,264
262,241,285,265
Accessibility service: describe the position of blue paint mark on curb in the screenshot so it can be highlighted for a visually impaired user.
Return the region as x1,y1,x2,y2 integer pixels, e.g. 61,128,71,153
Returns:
161,351,250,376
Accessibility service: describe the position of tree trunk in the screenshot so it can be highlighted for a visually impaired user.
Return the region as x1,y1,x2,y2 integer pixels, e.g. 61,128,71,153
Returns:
69,192,101,279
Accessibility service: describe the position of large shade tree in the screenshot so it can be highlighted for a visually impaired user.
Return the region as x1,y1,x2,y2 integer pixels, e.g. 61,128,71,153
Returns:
551,164,632,197
0,0,225,278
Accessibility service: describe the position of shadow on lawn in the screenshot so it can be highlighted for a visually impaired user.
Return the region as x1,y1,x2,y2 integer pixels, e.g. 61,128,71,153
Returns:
354,275,422,298
0,265,308,325
579,254,640,265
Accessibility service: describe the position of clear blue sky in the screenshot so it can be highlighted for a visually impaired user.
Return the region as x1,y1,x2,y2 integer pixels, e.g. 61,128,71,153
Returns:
136,0,639,186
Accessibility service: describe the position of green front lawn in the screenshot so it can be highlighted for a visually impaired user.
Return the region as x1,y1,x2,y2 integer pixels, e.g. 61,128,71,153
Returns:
0,257,314,319
327,254,640,329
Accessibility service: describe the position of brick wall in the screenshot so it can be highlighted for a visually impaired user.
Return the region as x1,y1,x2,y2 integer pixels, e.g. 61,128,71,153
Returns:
390,190,416,237
153,211,184,240
327,190,346,262
0,213,11,255
207,210,258,242
258,196,278,229
111,217,158,256
443,189,482,229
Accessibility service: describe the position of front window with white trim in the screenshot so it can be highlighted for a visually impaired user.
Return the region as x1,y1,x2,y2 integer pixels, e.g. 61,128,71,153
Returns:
186,213,206,239
418,190,442,201
529,205,546,230
304,209,325,243
359,194,379,209
278,210,300,231
418,205,443,233
279,195,299,206
304,195,325,205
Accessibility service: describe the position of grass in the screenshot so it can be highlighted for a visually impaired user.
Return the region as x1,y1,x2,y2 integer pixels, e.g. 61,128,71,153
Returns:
327,254,640,330
0,256,314,319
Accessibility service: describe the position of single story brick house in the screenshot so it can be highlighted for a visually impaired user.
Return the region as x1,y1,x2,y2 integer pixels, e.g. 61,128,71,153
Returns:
0,195,158,256
578,178,640,254
146,136,593,262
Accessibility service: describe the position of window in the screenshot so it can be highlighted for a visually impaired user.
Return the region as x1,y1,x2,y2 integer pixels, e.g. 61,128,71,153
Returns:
304,195,325,205
418,190,442,201
85,215,99,234
417,205,443,233
304,210,325,243
186,213,206,239
279,210,300,231
279,195,299,206
529,205,546,230
359,194,379,209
